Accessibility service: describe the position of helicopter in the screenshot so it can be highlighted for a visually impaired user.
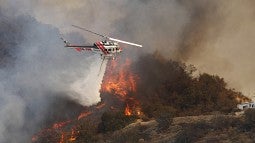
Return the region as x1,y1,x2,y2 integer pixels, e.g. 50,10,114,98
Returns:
61,25,142,60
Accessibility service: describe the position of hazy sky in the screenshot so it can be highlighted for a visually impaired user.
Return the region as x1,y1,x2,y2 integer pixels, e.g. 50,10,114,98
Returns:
5,0,253,95
1,1,255,142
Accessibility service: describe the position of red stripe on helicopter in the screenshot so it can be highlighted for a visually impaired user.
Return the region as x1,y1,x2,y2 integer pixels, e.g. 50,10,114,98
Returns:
74,47,92,52
96,42,108,55
97,42,107,54
99,42,109,54
75,48,82,52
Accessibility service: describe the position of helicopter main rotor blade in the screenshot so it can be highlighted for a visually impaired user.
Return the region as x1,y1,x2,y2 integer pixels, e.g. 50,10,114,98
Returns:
72,25,107,38
109,37,143,48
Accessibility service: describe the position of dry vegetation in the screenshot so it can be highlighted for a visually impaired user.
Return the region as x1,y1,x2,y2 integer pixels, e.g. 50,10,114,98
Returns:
133,53,249,118
34,53,251,142
73,110,255,143
71,53,252,143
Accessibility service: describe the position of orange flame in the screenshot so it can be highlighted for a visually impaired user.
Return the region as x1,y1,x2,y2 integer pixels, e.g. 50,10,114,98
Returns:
101,59,137,98
59,133,64,143
53,120,71,129
32,120,72,142
58,128,78,143
69,129,77,141
96,102,106,109
101,58,141,116
77,111,92,120
125,104,132,116
32,57,141,142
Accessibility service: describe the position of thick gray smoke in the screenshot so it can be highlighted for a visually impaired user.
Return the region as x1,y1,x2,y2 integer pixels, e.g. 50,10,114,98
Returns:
0,10,106,143
1,0,255,142
175,1,255,97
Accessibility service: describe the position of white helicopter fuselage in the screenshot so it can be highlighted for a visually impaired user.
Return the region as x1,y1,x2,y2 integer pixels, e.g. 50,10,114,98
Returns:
93,40,122,58
63,40,122,59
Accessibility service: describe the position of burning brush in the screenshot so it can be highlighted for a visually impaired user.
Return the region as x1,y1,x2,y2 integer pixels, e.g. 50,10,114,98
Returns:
32,57,141,142
101,58,141,116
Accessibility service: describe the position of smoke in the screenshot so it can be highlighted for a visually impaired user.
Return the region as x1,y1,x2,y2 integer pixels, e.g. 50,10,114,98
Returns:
175,0,255,97
0,9,105,143
1,0,255,142
110,0,255,98
70,58,107,105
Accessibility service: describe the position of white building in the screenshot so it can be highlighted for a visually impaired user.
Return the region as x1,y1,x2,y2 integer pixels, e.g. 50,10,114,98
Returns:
237,102,255,110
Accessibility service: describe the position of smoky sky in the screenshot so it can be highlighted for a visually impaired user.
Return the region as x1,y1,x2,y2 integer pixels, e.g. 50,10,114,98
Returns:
1,0,255,142
175,0,255,96
0,8,106,143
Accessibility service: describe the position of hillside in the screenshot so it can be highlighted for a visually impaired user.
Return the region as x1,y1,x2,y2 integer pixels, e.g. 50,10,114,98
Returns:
59,53,251,143
133,52,250,118
33,52,251,143
86,109,255,143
